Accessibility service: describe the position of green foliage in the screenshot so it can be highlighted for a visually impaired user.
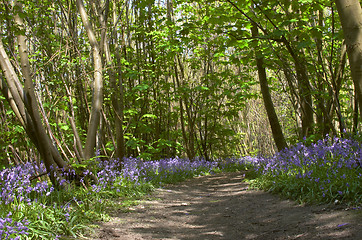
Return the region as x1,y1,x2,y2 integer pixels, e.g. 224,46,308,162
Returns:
1,0,353,164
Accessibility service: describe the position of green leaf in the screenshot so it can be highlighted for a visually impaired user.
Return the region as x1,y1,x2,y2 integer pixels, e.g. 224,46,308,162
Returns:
6,109,14,115
296,40,313,49
213,52,225,58
142,114,157,119
195,86,209,91
133,83,149,92
60,125,70,131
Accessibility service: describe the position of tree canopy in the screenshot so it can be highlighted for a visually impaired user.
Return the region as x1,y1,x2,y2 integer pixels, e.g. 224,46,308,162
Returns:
0,0,361,177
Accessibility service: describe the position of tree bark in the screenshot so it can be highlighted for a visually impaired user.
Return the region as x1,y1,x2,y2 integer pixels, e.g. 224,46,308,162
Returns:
62,79,85,160
107,0,126,161
335,0,362,122
76,0,104,160
251,23,288,151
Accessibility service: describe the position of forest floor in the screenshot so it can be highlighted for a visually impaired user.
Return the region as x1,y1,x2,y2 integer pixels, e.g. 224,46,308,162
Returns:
88,171,362,240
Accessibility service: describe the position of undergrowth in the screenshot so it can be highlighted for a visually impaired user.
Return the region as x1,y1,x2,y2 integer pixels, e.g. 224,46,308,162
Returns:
1,136,361,239
248,136,362,206
0,157,251,239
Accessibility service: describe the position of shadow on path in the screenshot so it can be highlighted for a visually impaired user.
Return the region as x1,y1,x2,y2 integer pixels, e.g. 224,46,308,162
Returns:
95,172,362,240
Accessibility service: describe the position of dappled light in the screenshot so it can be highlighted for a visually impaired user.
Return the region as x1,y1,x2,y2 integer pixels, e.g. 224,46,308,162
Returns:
94,172,361,240
0,0,361,239
1,137,361,238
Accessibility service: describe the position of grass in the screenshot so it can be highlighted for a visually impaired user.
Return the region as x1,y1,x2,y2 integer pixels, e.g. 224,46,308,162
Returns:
0,136,361,239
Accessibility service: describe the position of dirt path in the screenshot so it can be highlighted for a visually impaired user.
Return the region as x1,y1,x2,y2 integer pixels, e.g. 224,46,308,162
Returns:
92,172,362,240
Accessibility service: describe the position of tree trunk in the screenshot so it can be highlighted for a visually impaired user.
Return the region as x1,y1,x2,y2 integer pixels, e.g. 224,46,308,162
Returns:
353,88,359,133
335,0,362,122
0,2,68,186
62,79,85,160
112,0,126,161
282,41,314,137
251,23,288,151
13,2,68,171
76,0,104,160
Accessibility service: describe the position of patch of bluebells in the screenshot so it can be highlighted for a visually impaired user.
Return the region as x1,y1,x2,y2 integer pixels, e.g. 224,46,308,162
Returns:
0,214,29,240
92,157,218,188
255,136,362,175
253,136,362,205
0,162,53,205
90,156,254,189
0,162,56,238
0,162,96,239
0,153,270,238
121,156,258,185
0,155,255,205
91,159,123,192
136,157,219,183
123,157,212,184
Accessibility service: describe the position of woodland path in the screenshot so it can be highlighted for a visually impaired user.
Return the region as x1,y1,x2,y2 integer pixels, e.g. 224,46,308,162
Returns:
91,172,362,240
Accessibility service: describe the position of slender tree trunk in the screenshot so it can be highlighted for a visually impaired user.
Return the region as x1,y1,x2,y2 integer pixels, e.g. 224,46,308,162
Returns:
62,79,85,160
173,64,192,159
112,0,126,161
76,0,104,160
335,0,362,122
283,41,314,137
175,55,197,160
353,88,359,133
251,23,288,151
114,50,126,161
